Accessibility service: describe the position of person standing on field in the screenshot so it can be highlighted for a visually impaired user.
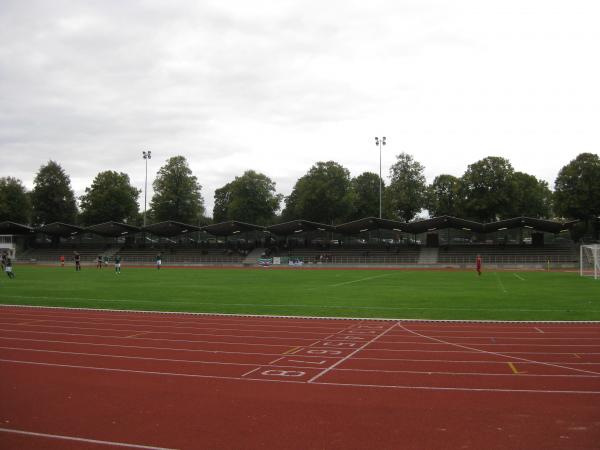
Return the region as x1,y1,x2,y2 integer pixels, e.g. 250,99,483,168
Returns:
59,255,65,267
476,254,482,276
156,253,162,270
74,252,81,271
5,258,15,279
114,254,121,274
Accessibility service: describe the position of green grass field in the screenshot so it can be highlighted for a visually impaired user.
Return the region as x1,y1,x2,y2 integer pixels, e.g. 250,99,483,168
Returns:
0,265,598,321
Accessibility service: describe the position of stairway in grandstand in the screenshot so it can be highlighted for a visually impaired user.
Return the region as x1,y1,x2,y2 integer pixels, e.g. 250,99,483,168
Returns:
244,247,266,266
418,247,439,264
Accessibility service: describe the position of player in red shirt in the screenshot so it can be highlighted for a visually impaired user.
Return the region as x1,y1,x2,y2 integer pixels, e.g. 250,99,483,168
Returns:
476,254,482,276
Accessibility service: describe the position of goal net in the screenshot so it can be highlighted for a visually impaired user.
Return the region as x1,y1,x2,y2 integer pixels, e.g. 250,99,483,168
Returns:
580,244,600,279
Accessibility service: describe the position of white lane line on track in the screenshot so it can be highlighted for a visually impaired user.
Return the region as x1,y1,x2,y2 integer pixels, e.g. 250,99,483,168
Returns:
0,324,329,342
0,320,337,336
0,328,315,348
1,335,599,366
0,345,278,368
535,327,545,333
328,274,390,287
0,335,340,359
3,333,599,357
1,358,599,395
398,325,600,376
0,427,176,450
241,367,262,377
308,322,399,383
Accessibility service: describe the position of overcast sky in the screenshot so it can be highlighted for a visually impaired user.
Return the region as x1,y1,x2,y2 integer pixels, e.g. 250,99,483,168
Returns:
2,0,599,216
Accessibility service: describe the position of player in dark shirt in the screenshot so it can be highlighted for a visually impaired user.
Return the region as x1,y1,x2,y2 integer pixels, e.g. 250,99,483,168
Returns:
114,254,122,274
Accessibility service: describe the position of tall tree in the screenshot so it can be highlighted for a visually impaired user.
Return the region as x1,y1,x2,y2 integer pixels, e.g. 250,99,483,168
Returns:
508,172,552,218
426,174,462,217
384,152,427,222
459,156,515,222
30,161,78,225
554,153,600,237
0,177,31,224
350,172,384,219
79,171,140,225
150,156,205,224
213,170,281,224
282,161,353,224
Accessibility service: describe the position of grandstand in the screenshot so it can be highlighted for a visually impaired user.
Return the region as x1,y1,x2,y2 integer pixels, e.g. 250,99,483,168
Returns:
0,216,587,268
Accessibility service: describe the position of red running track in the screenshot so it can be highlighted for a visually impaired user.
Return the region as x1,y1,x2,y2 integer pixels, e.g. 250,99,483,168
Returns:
0,305,599,449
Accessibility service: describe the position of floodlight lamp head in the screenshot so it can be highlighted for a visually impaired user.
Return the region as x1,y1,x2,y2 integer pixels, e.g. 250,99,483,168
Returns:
382,137,386,145
375,137,379,145
148,151,151,159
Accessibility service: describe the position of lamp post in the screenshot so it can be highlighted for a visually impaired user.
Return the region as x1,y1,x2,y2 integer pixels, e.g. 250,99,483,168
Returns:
142,150,151,227
375,137,386,218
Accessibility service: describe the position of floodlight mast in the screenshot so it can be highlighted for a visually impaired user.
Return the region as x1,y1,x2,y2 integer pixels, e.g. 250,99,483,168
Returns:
142,150,152,227
375,137,386,219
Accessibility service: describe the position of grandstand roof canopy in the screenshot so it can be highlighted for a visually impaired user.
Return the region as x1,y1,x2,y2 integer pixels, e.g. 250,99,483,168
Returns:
36,222,85,236
86,221,141,237
335,217,411,235
203,220,265,236
409,216,485,234
483,217,568,234
267,220,336,235
0,221,34,234
143,221,201,237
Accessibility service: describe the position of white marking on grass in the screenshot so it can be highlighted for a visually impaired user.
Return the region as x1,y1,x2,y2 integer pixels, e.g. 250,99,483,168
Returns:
328,274,389,287
2,358,599,394
494,272,508,293
0,427,176,449
398,325,600,376
513,273,526,281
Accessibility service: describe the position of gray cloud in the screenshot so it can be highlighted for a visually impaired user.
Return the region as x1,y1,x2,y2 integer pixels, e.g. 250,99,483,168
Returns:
2,0,599,215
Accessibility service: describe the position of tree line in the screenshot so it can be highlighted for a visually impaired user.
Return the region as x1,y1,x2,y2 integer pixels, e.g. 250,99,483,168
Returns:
1,153,599,229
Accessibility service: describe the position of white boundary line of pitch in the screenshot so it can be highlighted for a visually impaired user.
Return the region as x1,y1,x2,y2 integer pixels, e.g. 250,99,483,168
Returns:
0,426,176,450
1,304,599,324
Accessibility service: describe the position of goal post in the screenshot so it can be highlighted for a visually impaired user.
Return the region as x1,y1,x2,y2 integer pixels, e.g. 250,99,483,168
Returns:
580,244,600,279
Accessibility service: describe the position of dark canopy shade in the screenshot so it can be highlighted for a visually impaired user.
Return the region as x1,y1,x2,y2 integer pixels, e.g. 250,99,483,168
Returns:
267,220,336,236
408,216,485,234
202,221,265,236
482,217,570,234
0,221,34,234
143,221,201,237
36,222,85,237
335,217,411,235
86,221,141,237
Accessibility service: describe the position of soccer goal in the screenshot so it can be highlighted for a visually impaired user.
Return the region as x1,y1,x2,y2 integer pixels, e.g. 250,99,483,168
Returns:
580,244,600,279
